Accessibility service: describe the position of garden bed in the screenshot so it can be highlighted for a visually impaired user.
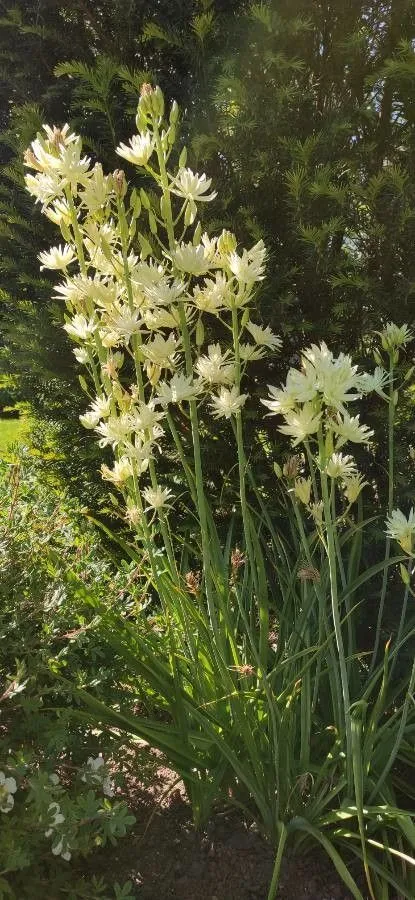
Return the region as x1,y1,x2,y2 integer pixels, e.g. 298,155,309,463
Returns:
83,763,362,900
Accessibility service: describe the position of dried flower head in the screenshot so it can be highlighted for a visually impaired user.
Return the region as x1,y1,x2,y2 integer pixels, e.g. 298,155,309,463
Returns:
185,571,201,594
298,566,321,583
283,455,302,480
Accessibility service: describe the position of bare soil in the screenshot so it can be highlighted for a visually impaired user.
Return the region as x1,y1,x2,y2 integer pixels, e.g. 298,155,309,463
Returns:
85,763,365,900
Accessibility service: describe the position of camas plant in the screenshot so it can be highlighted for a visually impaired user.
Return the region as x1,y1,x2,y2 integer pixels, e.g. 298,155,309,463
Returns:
25,85,415,899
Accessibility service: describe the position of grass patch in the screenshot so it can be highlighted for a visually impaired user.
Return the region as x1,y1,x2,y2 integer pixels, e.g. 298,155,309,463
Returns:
0,415,31,459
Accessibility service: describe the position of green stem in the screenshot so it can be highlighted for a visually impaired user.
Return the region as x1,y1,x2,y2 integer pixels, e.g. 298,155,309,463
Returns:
319,434,353,791
231,306,268,665
153,118,218,634
267,823,288,900
370,357,395,673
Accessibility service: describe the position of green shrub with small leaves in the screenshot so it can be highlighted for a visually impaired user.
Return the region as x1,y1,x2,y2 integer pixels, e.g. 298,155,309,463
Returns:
0,454,148,898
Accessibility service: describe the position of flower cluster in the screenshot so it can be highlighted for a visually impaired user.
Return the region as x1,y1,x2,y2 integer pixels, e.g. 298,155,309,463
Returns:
262,342,382,501
81,756,115,798
45,801,71,861
0,770,17,813
25,85,279,531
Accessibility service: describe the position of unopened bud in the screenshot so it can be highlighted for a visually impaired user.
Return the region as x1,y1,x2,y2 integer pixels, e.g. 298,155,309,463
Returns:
170,100,179,125
112,169,127,198
179,146,187,168
138,83,164,121
217,229,237,256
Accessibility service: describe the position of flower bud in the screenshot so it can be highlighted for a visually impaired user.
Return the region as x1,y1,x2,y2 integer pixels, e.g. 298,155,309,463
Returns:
170,100,179,125
294,477,311,506
137,83,164,121
112,169,127,198
179,146,187,168
218,229,237,256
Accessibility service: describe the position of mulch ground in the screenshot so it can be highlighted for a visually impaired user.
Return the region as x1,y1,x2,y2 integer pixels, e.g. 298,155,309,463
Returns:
83,762,366,900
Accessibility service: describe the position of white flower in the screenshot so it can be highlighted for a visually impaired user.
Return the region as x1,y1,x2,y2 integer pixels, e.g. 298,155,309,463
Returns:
310,500,324,526
143,485,173,511
24,170,64,205
239,343,266,362
56,139,91,186
302,343,362,412
80,397,111,431
195,344,235,385
95,414,132,449
278,403,322,446
261,384,297,415
294,477,312,505
285,365,318,403
54,275,89,304
24,125,77,173
155,373,201,406
73,347,89,364
0,771,17,813
245,322,281,351
44,198,71,227
64,315,97,342
104,307,142,343
325,453,358,479
386,508,415,554
80,163,112,212
343,474,368,504
38,244,76,271
228,240,266,283
51,837,71,861
123,437,152,473
42,123,78,145
132,260,164,289
210,386,248,419
83,756,104,779
333,412,374,447
142,334,180,370
129,401,165,433
379,322,412,351
171,242,212,276
116,132,155,166
45,802,65,832
357,366,389,397
101,456,134,486
126,500,143,528
193,272,230,313
170,168,217,203
49,774,60,786
143,276,185,307
102,776,115,798
143,308,181,331
81,756,115,797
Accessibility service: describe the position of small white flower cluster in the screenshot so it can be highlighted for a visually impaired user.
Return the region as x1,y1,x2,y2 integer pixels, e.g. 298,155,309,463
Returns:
0,770,17,813
81,756,114,798
262,340,396,508
45,801,71,861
